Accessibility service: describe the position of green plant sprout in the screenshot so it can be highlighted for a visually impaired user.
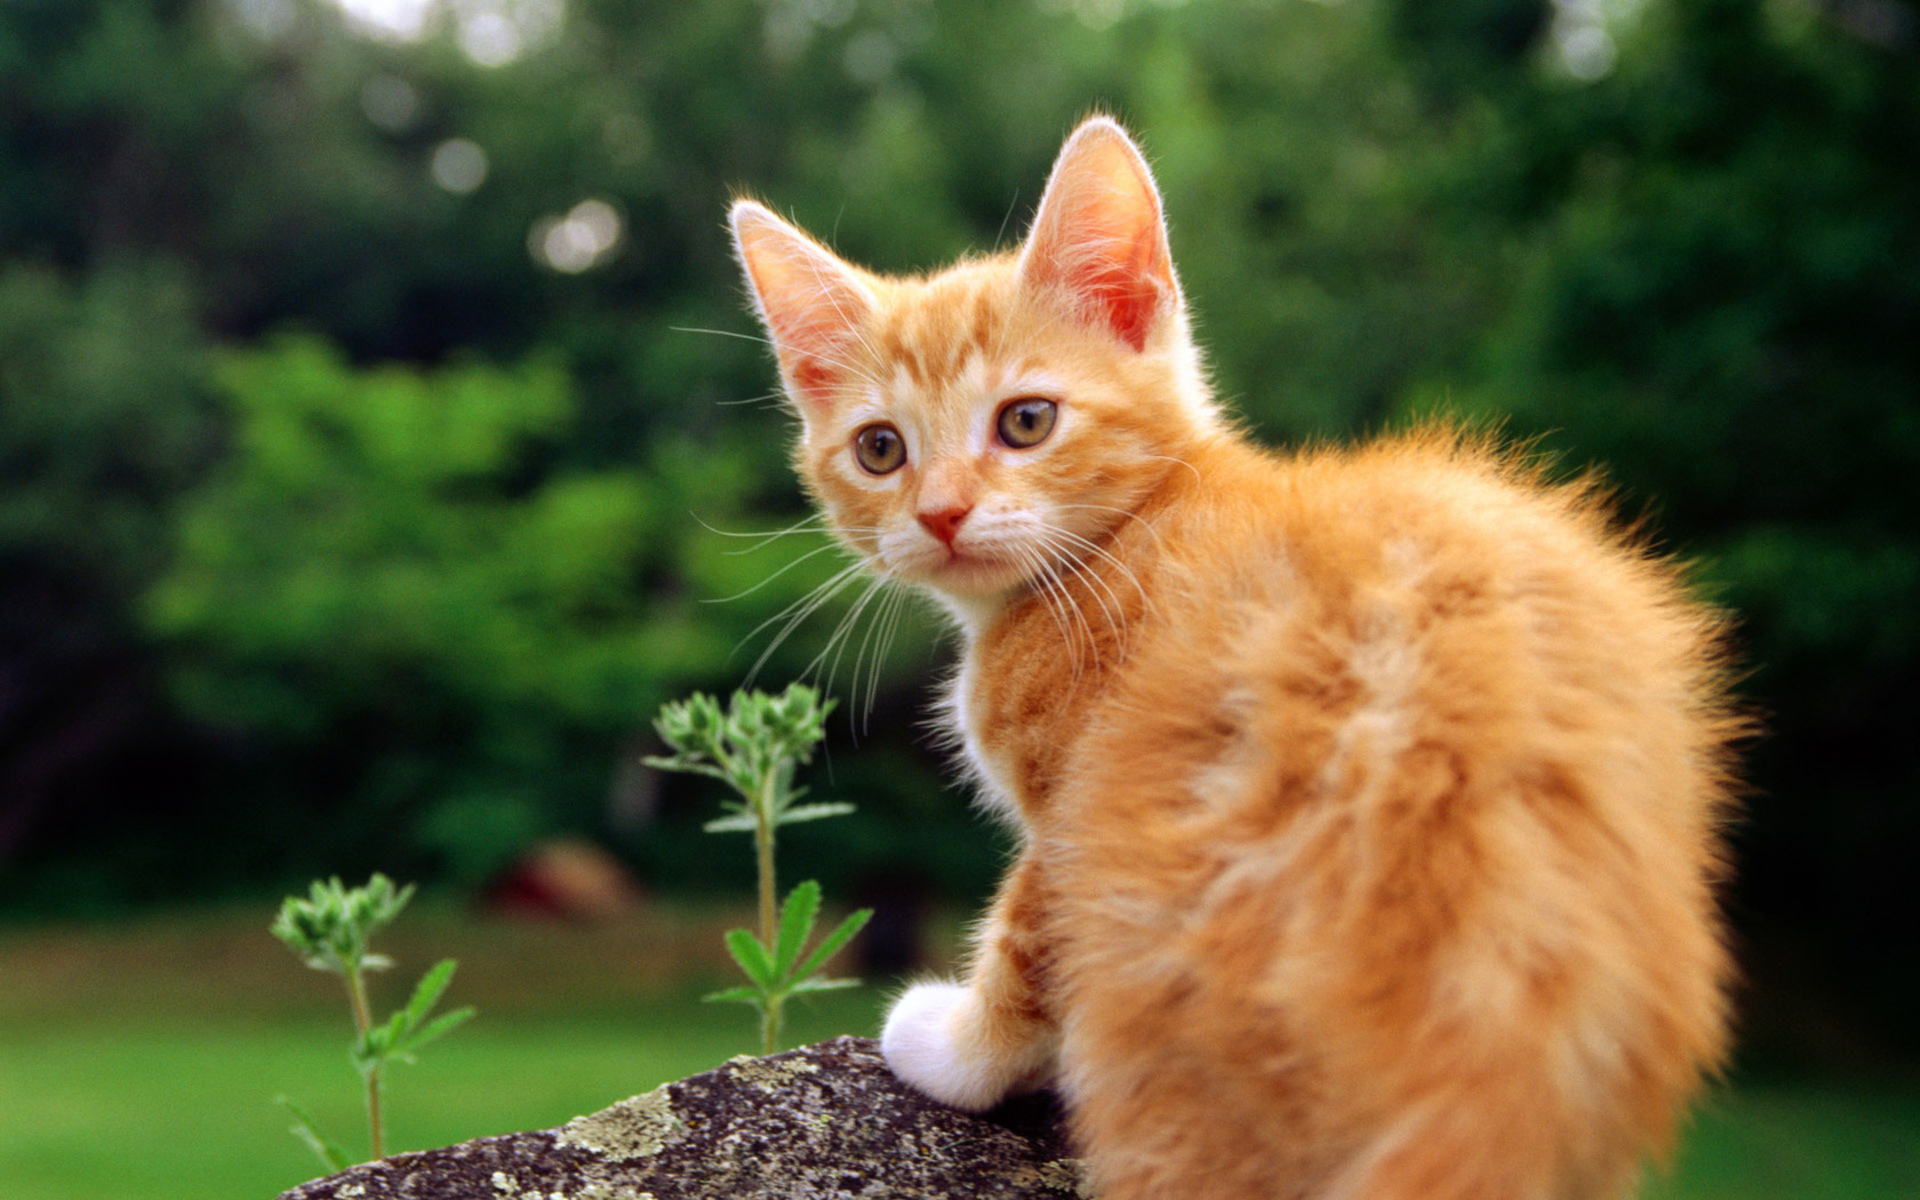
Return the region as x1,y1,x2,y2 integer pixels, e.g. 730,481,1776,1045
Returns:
647,683,873,1055
271,874,475,1170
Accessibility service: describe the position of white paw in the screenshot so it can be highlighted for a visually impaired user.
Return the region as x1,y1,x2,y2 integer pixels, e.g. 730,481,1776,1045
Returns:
881,981,1016,1113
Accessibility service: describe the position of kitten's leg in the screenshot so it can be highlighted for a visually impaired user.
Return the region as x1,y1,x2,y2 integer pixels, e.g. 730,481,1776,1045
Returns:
882,852,1058,1112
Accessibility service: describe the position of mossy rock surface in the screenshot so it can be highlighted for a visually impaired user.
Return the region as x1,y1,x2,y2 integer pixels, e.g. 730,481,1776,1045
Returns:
277,1035,1084,1199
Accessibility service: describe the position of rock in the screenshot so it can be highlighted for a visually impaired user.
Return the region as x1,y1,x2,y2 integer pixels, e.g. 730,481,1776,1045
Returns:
276,1036,1083,1200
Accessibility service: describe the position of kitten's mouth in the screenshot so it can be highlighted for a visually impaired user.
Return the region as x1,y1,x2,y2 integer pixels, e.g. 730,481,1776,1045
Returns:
921,545,1027,594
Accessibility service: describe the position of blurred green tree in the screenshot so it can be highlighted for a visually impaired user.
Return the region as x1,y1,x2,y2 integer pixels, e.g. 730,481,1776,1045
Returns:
1,0,1915,1059
147,335,777,883
0,260,220,898
1378,0,1920,1039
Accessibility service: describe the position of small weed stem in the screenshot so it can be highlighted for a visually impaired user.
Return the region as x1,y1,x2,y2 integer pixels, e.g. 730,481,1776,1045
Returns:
343,966,384,1159
648,684,873,1057
272,875,474,1169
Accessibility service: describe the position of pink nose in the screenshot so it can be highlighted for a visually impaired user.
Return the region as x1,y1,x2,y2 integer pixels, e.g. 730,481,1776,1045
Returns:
917,505,972,547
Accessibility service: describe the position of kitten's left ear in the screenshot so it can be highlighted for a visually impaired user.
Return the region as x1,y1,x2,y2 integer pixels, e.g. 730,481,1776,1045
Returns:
731,200,878,411
1017,117,1178,352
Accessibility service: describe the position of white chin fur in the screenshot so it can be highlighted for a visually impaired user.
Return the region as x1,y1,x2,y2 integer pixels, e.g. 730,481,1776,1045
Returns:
881,981,1017,1113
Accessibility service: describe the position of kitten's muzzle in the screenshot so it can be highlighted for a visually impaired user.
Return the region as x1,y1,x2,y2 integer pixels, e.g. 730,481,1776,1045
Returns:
918,504,973,548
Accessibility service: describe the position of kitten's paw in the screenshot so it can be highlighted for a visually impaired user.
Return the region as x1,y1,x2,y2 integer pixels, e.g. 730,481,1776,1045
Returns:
882,981,1029,1113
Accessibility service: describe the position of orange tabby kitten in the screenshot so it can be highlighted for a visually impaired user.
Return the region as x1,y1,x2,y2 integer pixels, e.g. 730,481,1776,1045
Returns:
730,117,1739,1200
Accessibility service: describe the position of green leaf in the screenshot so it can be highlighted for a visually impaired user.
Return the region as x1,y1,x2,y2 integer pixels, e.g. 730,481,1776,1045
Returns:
702,812,759,834
793,906,873,983
399,959,458,1033
642,753,728,782
392,1006,476,1060
773,802,856,826
723,927,778,989
702,985,765,1007
278,1094,349,1173
774,880,822,977
789,975,862,994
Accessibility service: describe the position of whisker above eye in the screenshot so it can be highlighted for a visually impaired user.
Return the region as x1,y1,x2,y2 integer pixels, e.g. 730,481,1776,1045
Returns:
670,325,776,346
674,321,886,393
716,391,792,409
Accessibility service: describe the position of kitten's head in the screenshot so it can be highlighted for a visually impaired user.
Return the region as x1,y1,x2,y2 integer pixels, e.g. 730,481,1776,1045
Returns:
731,117,1218,617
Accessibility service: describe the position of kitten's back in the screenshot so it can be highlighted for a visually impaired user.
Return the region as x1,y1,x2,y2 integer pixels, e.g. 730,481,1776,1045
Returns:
1009,430,1736,1200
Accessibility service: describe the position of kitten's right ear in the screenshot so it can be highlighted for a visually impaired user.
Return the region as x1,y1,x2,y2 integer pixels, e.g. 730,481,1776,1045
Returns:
730,200,877,411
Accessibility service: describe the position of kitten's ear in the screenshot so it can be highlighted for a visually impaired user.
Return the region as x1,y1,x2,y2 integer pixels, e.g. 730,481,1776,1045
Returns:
731,200,877,410
1017,117,1178,352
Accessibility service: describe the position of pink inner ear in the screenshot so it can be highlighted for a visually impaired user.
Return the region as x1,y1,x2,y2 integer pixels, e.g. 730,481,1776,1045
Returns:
769,305,857,407
734,201,874,410
790,355,836,402
1078,226,1167,352
1021,124,1175,352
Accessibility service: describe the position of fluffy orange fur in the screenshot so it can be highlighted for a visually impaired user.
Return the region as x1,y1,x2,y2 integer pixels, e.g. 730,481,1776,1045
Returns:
730,117,1740,1200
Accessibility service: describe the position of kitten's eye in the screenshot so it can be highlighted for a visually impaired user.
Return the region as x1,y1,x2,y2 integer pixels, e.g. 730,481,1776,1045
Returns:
853,423,907,475
997,397,1058,450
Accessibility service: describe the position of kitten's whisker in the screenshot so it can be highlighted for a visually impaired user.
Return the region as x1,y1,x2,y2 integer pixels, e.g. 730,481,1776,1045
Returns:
812,573,890,708
801,259,888,390
670,325,776,346
857,584,910,734
879,588,914,717
860,583,907,729
1053,503,1170,553
1039,523,1151,611
717,390,792,409
692,510,828,550
754,331,886,392
994,187,1021,251
701,539,846,604
1040,538,1127,654
694,294,886,392
851,588,885,734
1032,526,1131,618
1009,541,1088,679
1029,518,1144,602
801,343,886,390
738,557,870,685
675,320,883,392
1144,453,1205,487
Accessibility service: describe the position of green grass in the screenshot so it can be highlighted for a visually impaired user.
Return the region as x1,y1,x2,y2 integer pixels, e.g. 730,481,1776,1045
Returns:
1644,1080,1920,1200
2,905,1915,1200
0,901,892,1200
2,1001,884,1200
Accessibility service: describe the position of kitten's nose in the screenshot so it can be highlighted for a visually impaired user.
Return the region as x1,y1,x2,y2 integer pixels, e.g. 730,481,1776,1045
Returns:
917,504,972,547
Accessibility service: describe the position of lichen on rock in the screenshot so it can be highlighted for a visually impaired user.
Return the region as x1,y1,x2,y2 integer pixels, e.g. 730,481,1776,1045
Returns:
276,1036,1076,1200
1016,1157,1093,1196
553,1085,684,1160
726,1053,822,1094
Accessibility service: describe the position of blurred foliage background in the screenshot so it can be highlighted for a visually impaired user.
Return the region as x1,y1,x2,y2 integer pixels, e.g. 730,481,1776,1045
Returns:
2,0,1916,1083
